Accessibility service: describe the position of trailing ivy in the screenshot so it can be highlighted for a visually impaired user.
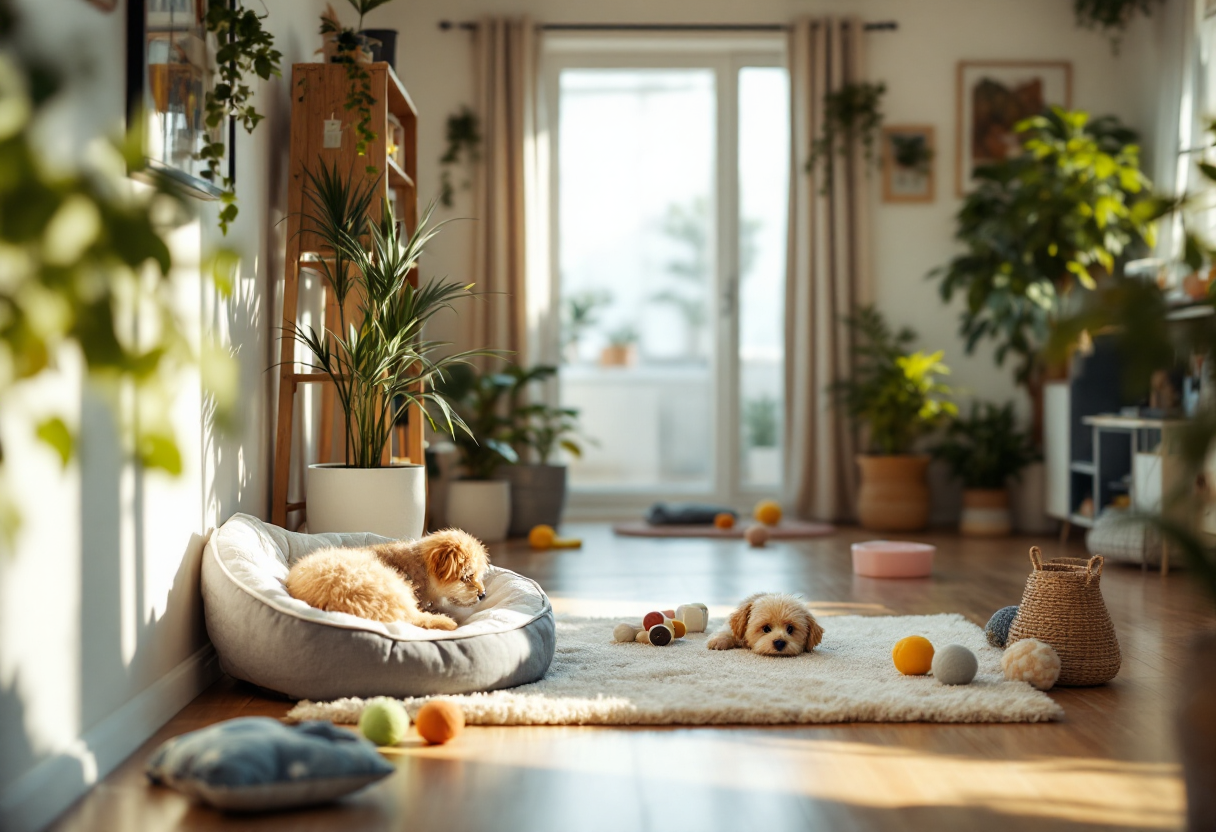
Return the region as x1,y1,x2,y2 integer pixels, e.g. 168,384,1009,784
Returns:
439,106,481,207
320,0,396,173
199,0,283,234
806,81,886,193
1074,0,1165,53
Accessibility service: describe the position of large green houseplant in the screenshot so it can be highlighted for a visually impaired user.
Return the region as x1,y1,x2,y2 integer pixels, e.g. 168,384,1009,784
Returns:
933,402,1036,536
500,364,587,537
832,306,955,531
291,160,488,538
932,108,1159,446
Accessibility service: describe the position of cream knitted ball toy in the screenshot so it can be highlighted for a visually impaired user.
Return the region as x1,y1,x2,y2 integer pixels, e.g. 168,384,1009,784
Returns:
1001,638,1061,691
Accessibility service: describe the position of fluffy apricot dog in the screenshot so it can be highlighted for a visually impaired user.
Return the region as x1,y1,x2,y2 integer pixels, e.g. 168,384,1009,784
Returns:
285,529,489,630
706,592,824,656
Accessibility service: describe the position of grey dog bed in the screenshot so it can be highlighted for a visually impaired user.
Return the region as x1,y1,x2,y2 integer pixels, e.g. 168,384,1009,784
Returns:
202,514,555,701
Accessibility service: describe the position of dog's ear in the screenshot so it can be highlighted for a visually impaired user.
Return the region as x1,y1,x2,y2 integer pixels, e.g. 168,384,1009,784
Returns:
421,532,465,583
729,594,762,643
804,607,824,651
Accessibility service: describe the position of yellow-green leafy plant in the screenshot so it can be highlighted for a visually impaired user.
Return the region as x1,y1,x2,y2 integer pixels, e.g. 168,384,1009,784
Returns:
0,0,222,543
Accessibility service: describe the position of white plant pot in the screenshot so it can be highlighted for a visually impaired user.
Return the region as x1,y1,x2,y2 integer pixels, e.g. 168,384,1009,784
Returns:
306,463,425,539
447,480,511,543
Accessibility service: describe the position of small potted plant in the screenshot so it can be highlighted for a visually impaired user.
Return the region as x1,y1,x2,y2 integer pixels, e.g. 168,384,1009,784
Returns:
292,161,490,539
832,306,956,531
600,324,639,367
434,365,519,543
743,395,781,482
933,402,1036,536
499,365,589,536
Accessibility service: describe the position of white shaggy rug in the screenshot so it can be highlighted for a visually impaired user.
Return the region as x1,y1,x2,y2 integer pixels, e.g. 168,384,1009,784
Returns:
286,614,1063,726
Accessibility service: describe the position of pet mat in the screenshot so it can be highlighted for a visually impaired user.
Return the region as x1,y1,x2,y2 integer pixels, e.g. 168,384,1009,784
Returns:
288,613,1063,726
612,519,834,539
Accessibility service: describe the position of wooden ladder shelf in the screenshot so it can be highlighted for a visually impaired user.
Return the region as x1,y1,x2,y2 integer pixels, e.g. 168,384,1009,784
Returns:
272,62,421,529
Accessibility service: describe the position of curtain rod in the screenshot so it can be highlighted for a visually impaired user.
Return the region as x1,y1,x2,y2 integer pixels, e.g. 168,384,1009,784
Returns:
437,20,898,33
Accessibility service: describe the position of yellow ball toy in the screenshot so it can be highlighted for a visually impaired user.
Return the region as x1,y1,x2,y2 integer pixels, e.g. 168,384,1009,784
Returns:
892,635,935,676
528,525,582,550
754,500,782,526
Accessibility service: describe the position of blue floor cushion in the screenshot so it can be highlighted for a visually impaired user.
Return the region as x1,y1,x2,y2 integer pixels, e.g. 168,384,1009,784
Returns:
146,717,393,811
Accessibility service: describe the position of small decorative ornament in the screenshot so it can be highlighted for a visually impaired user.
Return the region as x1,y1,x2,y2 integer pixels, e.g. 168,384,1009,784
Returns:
1001,638,1061,691
985,605,1019,648
931,644,978,685
745,524,770,548
892,635,935,676
714,512,736,529
415,700,466,745
358,698,410,746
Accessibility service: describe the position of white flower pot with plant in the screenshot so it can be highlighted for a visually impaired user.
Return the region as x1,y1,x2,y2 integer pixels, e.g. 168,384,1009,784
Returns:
291,161,489,539
932,402,1036,537
833,307,956,532
499,364,590,537
436,365,519,543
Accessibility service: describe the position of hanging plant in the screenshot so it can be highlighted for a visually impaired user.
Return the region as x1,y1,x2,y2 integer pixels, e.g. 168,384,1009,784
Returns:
805,81,886,193
198,0,283,234
1073,0,1165,53
319,0,396,172
439,106,481,208
889,132,933,175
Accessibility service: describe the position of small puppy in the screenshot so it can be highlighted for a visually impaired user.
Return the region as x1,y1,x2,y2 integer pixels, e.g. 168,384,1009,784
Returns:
706,592,824,656
286,529,489,630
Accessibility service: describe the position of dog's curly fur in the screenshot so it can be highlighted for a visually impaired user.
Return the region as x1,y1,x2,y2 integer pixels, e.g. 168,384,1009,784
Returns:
285,529,489,630
706,592,824,656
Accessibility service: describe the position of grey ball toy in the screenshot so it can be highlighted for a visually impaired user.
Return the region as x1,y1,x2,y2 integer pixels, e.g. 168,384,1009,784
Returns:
985,605,1019,648
932,643,978,685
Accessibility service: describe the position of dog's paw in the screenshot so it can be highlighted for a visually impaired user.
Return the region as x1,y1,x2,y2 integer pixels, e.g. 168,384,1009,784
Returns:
418,614,458,631
707,631,736,651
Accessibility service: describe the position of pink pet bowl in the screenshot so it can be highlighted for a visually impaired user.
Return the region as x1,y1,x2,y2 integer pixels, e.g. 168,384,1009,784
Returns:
851,540,935,578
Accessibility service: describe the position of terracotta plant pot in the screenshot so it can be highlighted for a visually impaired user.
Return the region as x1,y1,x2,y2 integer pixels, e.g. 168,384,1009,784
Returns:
856,454,931,532
960,488,1012,537
1179,632,1216,831
599,344,637,367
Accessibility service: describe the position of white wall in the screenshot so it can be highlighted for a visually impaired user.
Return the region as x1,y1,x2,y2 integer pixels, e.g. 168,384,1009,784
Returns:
0,1,326,830
383,0,1163,422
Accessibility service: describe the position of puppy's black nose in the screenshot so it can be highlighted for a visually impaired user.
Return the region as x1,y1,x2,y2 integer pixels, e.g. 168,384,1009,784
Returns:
477,592,486,601
773,639,787,651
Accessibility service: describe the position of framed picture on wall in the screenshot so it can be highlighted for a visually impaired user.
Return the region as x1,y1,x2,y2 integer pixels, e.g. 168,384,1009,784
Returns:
881,125,935,203
125,0,230,198
955,60,1072,195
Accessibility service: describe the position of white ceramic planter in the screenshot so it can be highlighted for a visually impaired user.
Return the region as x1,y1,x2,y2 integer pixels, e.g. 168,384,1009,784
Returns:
306,463,425,539
447,480,511,543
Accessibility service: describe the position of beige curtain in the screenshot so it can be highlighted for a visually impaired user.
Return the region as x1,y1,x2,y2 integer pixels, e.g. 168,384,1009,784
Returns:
467,18,551,366
784,17,873,522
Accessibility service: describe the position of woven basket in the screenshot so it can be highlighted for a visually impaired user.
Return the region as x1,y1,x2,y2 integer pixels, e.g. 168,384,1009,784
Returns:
1007,546,1121,686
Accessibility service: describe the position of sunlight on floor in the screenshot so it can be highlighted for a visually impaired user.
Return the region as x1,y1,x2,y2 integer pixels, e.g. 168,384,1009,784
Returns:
408,730,1183,829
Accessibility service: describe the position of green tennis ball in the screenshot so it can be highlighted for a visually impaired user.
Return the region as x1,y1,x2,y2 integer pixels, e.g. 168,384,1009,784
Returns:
358,698,410,746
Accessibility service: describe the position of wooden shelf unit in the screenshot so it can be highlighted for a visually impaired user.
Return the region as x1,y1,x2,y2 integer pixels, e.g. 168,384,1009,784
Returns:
271,62,421,529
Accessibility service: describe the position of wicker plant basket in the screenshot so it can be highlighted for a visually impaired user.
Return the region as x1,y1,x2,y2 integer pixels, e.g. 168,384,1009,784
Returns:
1007,546,1122,686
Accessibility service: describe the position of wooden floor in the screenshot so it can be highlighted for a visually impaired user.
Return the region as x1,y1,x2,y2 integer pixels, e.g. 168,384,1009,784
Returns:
50,524,1212,832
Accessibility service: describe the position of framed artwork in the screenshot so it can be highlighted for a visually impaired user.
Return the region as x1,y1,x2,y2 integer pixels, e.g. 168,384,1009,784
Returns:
881,125,935,203
955,61,1072,195
125,0,230,198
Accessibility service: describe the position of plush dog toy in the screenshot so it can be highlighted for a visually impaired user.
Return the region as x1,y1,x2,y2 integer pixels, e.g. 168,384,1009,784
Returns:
286,529,489,630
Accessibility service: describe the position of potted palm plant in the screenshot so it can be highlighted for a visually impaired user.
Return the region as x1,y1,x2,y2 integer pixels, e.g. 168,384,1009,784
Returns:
833,306,956,531
434,365,519,542
932,402,1036,536
499,365,588,536
291,161,487,539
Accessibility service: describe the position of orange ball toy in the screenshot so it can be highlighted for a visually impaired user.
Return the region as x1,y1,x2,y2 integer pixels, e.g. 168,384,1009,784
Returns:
754,500,782,526
415,700,466,745
714,512,735,530
892,635,935,676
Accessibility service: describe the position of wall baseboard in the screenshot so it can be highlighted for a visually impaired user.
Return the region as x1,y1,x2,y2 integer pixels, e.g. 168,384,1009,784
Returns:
0,643,220,832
